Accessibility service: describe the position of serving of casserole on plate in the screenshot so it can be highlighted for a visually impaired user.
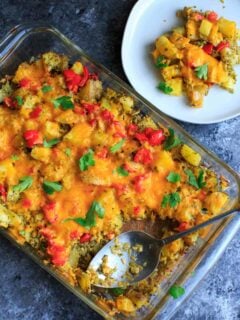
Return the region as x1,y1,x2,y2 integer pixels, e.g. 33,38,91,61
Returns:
0,24,240,320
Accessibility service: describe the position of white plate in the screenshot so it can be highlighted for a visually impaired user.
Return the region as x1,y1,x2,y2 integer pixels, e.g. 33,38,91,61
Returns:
122,0,240,124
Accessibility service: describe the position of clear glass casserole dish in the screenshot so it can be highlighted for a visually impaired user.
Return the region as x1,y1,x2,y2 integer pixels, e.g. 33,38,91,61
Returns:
0,23,239,320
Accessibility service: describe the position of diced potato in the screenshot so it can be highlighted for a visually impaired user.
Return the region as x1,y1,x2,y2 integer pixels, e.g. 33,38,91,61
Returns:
199,19,213,37
181,144,201,166
64,122,93,147
154,150,175,174
172,26,185,35
116,296,135,313
166,78,183,96
204,192,229,214
186,20,199,40
155,36,182,59
78,79,103,101
169,32,190,49
31,147,51,163
220,75,236,93
161,65,181,81
218,18,237,40
55,109,80,124
71,61,83,74
119,96,134,113
43,121,61,139
79,272,91,293
0,81,13,103
127,291,148,309
42,52,69,72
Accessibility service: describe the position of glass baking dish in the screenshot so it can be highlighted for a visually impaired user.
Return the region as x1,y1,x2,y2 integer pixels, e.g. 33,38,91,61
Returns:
0,23,240,320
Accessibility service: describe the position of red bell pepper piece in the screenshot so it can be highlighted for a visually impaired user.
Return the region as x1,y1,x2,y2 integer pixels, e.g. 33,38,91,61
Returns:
22,198,32,209
133,206,140,216
193,13,204,21
202,43,213,55
112,183,126,196
80,233,92,243
42,202,57,224
148,129,165,146
29,105,42,119
23,130,42,148
19,78,31,89
178,222,189,232
127,123,138,136
47,242,67,266
63,69,82,93
96,147,108,159
3,97,17,108
100,109,114,123
133,174,147,193
82,102,99,114
207,11,218,22
216,41,230,52
70,230,81,240
78,66,89,87
134,148,153,165
39,227,55,241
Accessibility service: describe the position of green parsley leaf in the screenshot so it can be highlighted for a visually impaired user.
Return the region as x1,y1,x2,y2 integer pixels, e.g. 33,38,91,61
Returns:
195,64,208,80
167,172,181,183
53,96,74,110
161,192,181,208
13,176,33,193
42,181,62,195
110,287,125,296
169,285,185,299
43,138,60,148
67,201,105,229
155,56,168,68
157,81,173,94
185,169,199,188
65,148,71,157
11,154,19,161
161,194,170,208
110,139,125,153
15,96,24,106
79,149,95,171
42,85,52,93
116,166,129,177
164,128,182,151
185,169,206,189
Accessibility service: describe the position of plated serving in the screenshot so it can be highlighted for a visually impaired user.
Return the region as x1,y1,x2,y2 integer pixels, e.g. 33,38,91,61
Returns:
0,24,240,320
122,0,240,123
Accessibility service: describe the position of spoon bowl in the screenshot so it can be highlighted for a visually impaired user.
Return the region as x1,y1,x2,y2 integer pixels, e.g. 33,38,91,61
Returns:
88,208,238,288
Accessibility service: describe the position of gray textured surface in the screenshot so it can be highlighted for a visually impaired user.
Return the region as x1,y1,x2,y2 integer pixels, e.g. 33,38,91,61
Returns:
0,1,239,319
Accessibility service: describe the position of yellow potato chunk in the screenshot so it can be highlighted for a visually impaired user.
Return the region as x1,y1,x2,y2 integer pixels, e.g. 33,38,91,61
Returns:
116,296,135,313
161,65,181,81
31,147,51,163
218,18,237,40
199,19,213,37
155,36,182,59
181,144,201,166
166,78,183,96
204,192,229,214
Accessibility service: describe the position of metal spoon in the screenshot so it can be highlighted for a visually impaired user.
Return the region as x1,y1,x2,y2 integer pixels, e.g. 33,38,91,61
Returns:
88,207,238,288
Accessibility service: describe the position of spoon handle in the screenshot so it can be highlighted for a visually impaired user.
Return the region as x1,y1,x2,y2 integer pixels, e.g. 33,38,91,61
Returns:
160,207,239,246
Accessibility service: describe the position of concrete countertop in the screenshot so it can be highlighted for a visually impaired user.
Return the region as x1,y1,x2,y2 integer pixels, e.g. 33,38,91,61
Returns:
0,1,239,319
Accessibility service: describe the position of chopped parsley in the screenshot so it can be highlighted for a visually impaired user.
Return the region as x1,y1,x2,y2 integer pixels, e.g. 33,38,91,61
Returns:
43,138,60,148
65,148,71,157
11,154,19,161
195,64,208,80
157,81,173,94
13,176,33,193
110,139,125,153
164,128,182,151
79,149,95,171
42,85,52,93
161,192,181,208
53,96,74,110
42,181,62,195
155,56,168,68
185,169,206,189
110,287,126,296
66,201,105,229
116,166,129,177
167,172,181,183
15,96,24,106
169,285,185,299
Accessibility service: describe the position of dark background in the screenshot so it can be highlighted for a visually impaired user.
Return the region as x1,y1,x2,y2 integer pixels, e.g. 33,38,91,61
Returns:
0,1,239,319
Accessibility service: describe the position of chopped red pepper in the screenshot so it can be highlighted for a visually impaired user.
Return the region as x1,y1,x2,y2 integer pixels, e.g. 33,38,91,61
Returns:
135,128,165,146
39,227,55,241
100,109,114,123
198,190,207,201
42,202,57,224
47,242,67,266
133,206,140,216
22,198,32,209
82,102,99,114
78,66,89,87
29,105,42,119
70,230,81,240
127,123,138,136
19,78,31,89
134,132,149,143
123,163,135,173
80,233,92,243
134,148,153,165
202,43,213,55
216,41,230,52
207,11,218,22
0,184,7,202
74,105,85,115
23,130,42,148
3,97,17,108
63,69,82,93
178,222,189,232
96,147,108,159
89,118,97,127
133,174,147,193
